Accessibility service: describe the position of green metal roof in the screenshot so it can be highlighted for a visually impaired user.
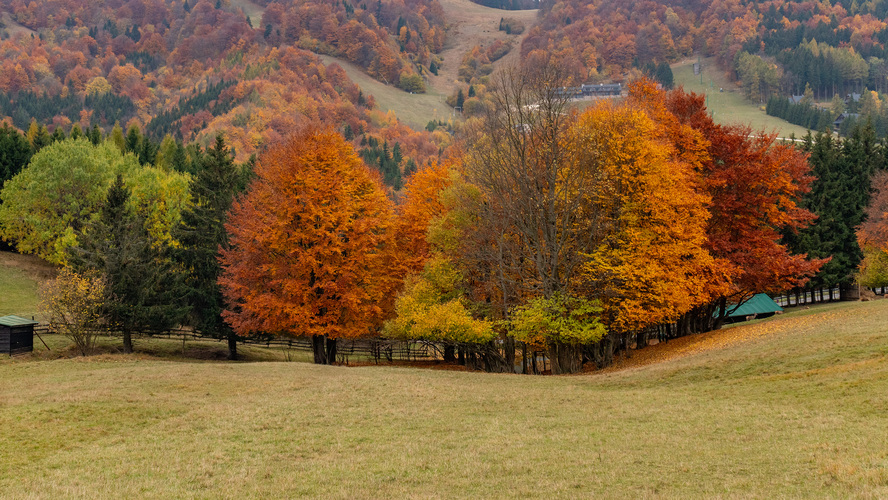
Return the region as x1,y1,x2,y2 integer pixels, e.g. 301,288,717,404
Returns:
725,293,784,318
0,315,38,327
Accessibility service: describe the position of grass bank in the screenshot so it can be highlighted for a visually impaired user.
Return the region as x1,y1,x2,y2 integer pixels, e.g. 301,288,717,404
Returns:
2,299,887,497
673,58,811,139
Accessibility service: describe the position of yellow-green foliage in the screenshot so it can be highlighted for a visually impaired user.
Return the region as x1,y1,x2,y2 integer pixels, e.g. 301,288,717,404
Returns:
39,267,106,356
385,256,495,343
510,294,606,347
0,138,190,263
858,248,888,288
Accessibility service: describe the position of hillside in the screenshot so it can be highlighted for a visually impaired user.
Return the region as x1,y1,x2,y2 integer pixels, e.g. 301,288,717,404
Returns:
672,58,811,138
1,299,886,497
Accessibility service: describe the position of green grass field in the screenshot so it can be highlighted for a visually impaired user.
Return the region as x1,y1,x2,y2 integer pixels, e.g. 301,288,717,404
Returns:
0,252,53,319
673,58,812,139
2,299,887,497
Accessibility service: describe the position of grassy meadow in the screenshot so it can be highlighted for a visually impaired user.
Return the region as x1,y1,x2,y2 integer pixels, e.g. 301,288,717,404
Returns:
0,251,55,319
672,58,812,139
2,298,888,497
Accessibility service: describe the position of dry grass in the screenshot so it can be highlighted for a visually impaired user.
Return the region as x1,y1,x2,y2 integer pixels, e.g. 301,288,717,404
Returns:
2,300,888,497
427,0,537,97
227,0,265,27
672,57,812,139
317,54,457,131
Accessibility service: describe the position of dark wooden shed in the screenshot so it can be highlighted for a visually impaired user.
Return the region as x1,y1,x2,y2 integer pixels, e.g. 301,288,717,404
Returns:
0,315,38,355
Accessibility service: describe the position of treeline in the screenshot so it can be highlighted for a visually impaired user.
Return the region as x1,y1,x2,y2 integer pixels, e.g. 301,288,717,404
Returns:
145,80,238,141
205,72,824,375
0,91,135,131
765,95,833,131
4,75,840,374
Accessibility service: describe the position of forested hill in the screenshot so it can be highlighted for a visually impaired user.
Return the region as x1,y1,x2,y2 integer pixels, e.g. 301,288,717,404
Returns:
0,0,447,163
524,0,888,98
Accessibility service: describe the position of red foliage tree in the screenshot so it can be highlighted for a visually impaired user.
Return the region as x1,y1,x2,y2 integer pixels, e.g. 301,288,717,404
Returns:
660,87,825,331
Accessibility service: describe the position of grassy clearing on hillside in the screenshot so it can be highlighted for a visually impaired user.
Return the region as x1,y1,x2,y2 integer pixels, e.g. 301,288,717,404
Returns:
673,58,811,139
427,0,536,97
318,55,457,131
228,0,265,27
0,251,55,319
2,300,887,498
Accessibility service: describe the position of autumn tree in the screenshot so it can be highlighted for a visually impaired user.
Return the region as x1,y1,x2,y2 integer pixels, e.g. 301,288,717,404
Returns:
219,128,399,364
663,88,824,332
459,61,605,374
575,98,714,357
857,171,888,288
0,138,189,264
39,267,107,356
0,139,139,263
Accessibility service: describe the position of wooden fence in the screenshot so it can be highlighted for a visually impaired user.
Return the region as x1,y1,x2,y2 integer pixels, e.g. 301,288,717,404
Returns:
34,324,440,364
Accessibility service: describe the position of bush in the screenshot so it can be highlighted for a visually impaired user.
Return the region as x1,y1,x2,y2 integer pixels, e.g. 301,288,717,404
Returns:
399,73,426,93
40,268,107,356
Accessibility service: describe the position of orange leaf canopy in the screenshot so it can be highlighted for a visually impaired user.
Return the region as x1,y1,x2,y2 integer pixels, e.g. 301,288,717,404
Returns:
219,128,397,339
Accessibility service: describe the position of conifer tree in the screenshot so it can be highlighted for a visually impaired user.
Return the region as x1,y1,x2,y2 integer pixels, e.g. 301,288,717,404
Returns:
177,135,247,359
68,175,187,353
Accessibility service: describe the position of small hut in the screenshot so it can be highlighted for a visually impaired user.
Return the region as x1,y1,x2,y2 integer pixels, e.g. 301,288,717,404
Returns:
0,315,38,355
722,294,783,324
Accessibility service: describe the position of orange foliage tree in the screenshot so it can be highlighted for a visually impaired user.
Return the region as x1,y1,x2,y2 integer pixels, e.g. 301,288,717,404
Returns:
218,128,399,364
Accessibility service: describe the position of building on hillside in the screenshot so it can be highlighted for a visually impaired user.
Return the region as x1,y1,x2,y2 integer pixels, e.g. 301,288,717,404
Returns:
833,112,859,130
789,95,805,104
581,83,622,97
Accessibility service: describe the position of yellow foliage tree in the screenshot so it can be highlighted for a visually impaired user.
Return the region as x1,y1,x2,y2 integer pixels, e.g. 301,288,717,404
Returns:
575,101,714,336
40,267,107,356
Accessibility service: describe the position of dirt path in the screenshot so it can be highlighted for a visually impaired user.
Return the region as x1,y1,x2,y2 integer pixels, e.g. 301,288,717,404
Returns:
428,0,538,96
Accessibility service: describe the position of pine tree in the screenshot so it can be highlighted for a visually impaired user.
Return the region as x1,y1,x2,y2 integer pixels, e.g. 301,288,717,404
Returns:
0,124,32,186
68,175,187,353
89,124,103,145
125,125,141,154
176,135,246,359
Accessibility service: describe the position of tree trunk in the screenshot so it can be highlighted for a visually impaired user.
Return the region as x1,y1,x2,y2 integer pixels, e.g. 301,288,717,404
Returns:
503,335,516,370
547,341,583,374
712,297,727,331
123,328,133,353
443,344,456,362
312,334,327,364
635,329,648,349
325,337,337,364
522,343,528,374
227,331,238,360
457,346,465,366
481,342,511,373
